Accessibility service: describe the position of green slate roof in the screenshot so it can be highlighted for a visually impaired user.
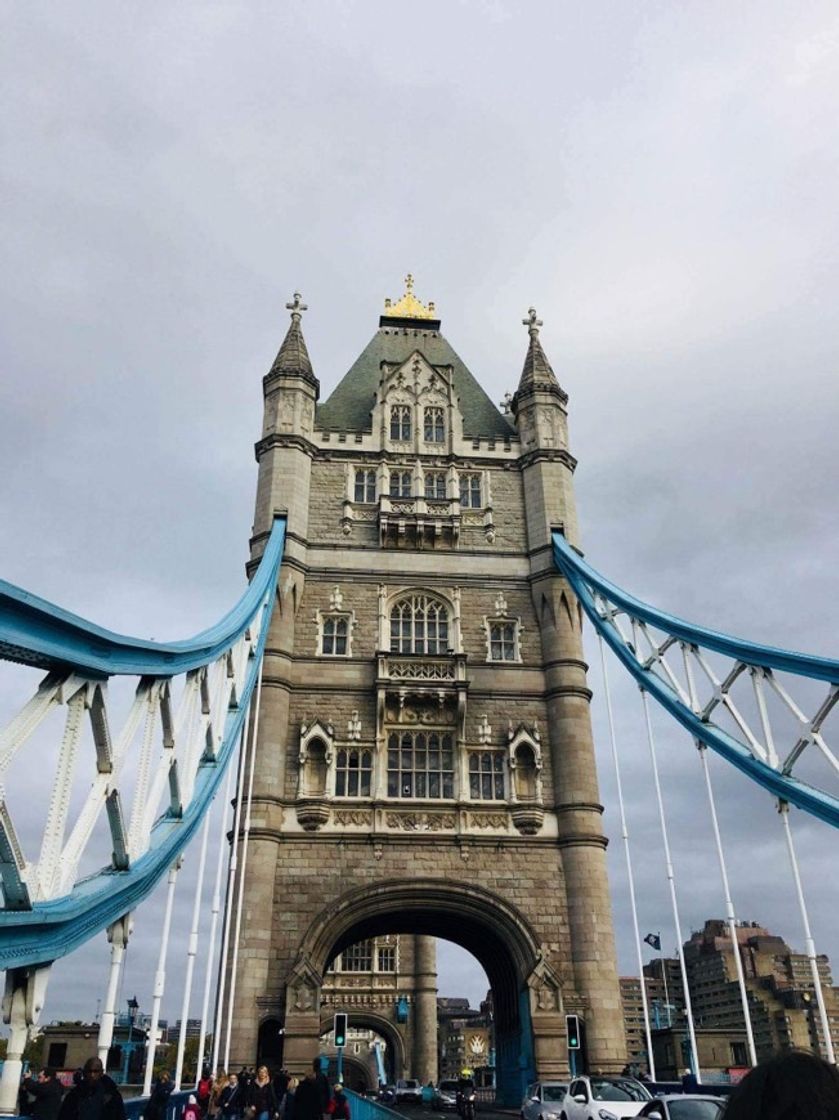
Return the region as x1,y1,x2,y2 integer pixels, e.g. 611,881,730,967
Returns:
316,327,515,438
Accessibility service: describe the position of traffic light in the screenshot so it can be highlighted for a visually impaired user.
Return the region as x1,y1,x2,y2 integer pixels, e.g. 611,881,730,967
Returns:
334,1012,348,1047
566,1014,581,1050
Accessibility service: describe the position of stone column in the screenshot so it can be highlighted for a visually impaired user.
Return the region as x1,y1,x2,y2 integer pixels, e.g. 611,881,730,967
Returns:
412,936,438,1084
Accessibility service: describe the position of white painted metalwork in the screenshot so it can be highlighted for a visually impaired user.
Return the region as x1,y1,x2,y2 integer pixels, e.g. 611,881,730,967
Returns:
174,810,212,1090
779,801,836,1063
143,861,181,1096
224,660,265,1071
97,914,133,1063
197,757,235,1084
639,688,701,1080
597,636,656,1079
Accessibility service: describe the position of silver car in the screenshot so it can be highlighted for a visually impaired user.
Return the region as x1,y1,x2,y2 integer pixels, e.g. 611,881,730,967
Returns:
521,1081,569,1120
634,1096,725,1119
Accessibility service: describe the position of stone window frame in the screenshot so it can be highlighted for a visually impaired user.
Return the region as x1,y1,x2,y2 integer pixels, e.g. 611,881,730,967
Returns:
315,607,356,657
484,615,522,663
389,592,451,655
377,940,397,972
339,940,374,971
390,404,412,441
389,469,413,499
507,725,544,804
468,750,506,801
297,719,335,800
423,405,445,443
386,727,456,799
459,471,484,509
353,467,377,504
334,746,373,797
423,469,448,500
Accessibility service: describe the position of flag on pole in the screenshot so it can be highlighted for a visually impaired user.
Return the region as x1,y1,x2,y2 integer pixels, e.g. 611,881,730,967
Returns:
644,933,662,950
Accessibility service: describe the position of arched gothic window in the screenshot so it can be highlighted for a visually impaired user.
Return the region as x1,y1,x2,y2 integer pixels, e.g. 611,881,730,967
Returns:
390,594,450,654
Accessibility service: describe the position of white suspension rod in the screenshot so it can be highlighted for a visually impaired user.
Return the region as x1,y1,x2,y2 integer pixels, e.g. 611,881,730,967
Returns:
97,915,132,1063
174,807,213,1090
779,801,835,1063
598,636,656,1079
640,688,701,1081
198,758,236,1081
696,743,757,1066
224,657,265,1071
213,697,256,1070
143,861,181,1095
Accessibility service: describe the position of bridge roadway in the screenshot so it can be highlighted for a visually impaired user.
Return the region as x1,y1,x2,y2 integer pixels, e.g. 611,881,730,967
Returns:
385,1101,516,1120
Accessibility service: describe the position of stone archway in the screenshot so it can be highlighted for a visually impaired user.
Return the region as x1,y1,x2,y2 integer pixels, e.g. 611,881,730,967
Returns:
284,878,564,1106
257,1018,284,1070
319,1009,405,1085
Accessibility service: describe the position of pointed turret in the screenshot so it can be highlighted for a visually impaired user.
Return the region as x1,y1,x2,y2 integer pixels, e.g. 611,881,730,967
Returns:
266,292,318,390
513,307,567,406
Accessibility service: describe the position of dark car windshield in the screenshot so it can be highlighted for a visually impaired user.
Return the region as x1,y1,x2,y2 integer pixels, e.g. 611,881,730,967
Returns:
668,1102,724,1120
439,1083,459,1094
592,1079,650,1102
542,1087,566,1102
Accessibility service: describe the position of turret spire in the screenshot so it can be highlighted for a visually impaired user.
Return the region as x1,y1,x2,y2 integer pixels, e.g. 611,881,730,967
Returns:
515,305,566,403
268,290,317,386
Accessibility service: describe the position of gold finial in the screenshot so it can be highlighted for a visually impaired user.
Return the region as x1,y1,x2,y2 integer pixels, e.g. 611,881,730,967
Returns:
383,274,437,320
523,307,543,337
286,291,308,322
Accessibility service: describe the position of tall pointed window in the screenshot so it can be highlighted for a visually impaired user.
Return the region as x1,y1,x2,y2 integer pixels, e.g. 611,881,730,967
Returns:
424,406,445,443
390,405,412,441
389,470,413,499
424,471,447,499
354,469,376,504
459,473,482,508
390,594,450,654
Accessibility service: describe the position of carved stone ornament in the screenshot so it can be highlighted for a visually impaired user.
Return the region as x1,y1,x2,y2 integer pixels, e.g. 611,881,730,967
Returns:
334,809,373,827
536,985,558,1011
293,984,316,1012
511,804,544,835
385,812,456,832
469,813,508,830
296,798,330,832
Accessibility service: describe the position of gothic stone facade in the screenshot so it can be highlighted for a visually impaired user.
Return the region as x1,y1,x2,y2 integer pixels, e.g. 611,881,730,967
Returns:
226,287,626,1102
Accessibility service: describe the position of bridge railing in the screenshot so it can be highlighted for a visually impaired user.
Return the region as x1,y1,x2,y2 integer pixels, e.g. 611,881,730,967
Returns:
0,518,286,1111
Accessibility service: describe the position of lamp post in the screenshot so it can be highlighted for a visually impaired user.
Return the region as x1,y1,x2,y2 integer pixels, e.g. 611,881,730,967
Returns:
123,997,139,1085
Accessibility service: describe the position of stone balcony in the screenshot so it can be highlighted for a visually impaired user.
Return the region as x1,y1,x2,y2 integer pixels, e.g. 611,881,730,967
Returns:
342,496,494,548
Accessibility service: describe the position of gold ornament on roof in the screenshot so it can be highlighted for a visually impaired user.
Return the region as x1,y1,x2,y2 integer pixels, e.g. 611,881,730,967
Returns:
383,273,437,319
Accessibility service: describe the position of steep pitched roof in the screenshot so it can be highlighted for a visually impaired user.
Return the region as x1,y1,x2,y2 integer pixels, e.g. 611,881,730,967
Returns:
517,327,566,402
268,315,316,384
316,327,515,438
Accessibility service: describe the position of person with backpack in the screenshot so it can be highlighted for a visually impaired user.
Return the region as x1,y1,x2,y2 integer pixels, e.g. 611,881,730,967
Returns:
329,1086,349,1120
197,1071,214,1116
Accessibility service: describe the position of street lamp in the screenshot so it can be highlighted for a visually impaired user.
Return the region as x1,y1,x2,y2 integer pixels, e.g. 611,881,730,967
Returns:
123,997,140,1085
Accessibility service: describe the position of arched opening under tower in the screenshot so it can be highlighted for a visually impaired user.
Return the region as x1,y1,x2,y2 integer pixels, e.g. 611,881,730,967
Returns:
284,879,558,1106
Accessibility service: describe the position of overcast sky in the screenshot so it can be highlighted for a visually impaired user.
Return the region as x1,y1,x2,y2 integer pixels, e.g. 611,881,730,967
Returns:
2,1,839,1036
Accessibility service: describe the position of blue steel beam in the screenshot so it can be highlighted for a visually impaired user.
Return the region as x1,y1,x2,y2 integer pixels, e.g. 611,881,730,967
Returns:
0,520,286,677
552,530,839,830
0,518,285,968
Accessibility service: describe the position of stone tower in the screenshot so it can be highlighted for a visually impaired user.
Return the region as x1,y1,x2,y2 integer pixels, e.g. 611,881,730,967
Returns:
227,280,626,1102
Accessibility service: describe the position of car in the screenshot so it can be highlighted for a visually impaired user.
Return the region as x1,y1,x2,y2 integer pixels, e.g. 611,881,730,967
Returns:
562,1075,652,1120
634,1096,725,1119
397,1079,424,1104
521,1081,569,1120
435,1080,461,1110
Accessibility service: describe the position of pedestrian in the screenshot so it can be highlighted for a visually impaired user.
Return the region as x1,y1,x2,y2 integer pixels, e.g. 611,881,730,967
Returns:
145,1071,173,1120
293,1062,329,1120
279,1078,297,1120
21,1068,63,1120
273,1070,290,1112
246,1066,279,1120
724,1050,839,1120
57,1057,126,1120
210,1074,230,1119
184,1096,202,1120
329,1086,349,1120
221,1073,242,1120
197,1069,214,1116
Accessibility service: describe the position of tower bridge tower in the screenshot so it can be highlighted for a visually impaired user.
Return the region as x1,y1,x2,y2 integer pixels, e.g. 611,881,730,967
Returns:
229,279,626,1100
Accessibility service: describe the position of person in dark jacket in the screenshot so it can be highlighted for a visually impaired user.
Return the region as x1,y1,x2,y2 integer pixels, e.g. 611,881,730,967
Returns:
145,1072,174,1120
293,1062,329,1120
246,1067,278,1120
57,1057,126,1120
220,1073,242,1120
21,1069,63,1120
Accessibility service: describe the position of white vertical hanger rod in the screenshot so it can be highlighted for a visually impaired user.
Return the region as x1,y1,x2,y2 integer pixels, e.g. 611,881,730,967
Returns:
779,801,835,1063
174,808,213,1090
143,861,181,1095
598,636,656,1079
640,688,701,1081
